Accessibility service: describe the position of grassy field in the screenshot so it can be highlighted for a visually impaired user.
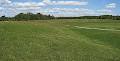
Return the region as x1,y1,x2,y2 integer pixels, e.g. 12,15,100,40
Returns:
0,19,120,61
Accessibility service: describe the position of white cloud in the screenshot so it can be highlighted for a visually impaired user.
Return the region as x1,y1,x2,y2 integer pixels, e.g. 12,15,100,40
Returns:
2,7,113,17
0,1,46,16
1,2,46,13
43,0,51,3
53,1,88,5
43,0,88,5
11,2,45,8
96,9,113,15
0,0,115,17
0,7,4,16
0,0,11,5
106,3,116,9
97,9,112,13
0,7,3,10
42,8,113,17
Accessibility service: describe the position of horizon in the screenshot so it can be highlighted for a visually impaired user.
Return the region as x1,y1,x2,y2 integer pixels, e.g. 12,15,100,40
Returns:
0,0,120,17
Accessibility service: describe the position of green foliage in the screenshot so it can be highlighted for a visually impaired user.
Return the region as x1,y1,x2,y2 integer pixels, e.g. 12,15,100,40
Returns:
14,13,54,21
0,16,8,21
0,14,120,21
57,15,120,20
0,20,120,61
0,13,55,21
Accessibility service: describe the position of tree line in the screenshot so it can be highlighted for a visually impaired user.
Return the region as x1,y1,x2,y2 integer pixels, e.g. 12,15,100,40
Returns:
0,13,120,21
57,15,120,20
0,13,54,21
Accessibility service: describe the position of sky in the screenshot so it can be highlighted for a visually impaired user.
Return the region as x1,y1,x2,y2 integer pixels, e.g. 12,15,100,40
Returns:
0,0,120,17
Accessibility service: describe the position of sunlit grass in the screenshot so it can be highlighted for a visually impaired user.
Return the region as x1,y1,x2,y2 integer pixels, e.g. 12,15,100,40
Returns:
0,19,120,61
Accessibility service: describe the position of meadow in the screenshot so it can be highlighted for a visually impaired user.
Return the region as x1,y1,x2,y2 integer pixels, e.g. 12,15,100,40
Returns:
0,19,120,61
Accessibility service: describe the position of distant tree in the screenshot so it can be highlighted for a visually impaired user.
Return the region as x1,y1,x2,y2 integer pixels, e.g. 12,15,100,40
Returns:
100,15,112,19
0,13,120,21
0,15,8,21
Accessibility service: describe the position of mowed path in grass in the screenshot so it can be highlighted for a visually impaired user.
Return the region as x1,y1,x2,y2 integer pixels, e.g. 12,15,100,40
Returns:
0,20,120,61
74,26,120,31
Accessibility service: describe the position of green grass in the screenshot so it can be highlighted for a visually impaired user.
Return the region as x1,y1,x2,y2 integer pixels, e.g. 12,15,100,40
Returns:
0,19,120,61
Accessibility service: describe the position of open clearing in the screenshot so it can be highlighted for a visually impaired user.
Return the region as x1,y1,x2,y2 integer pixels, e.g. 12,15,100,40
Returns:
0,19,120,61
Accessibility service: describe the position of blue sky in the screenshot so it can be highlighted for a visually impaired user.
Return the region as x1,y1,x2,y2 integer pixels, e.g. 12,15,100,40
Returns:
0,0,120,17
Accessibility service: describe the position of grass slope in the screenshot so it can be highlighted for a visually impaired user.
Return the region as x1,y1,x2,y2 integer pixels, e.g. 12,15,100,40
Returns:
0,20,120,61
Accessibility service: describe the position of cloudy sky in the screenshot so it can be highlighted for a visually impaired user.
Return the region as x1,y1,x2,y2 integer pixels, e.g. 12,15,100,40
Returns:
0,0,120,17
